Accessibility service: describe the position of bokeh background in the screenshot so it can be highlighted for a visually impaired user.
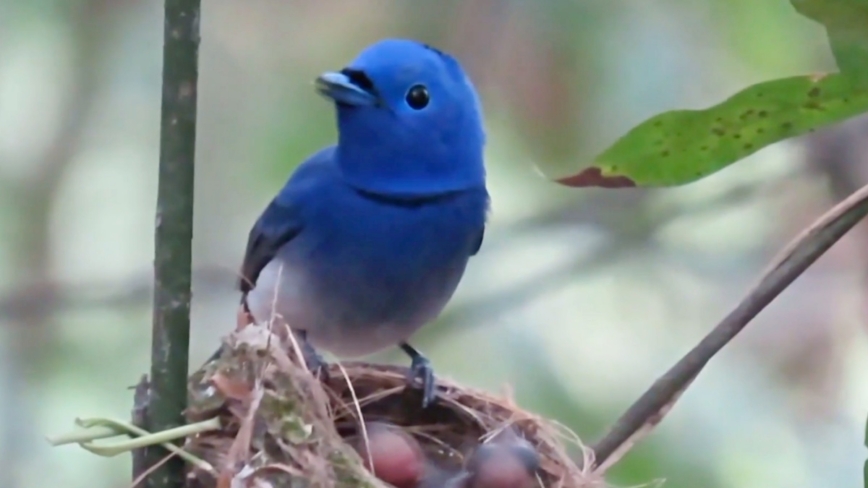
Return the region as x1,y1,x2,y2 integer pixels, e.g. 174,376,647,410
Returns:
1,1,867,487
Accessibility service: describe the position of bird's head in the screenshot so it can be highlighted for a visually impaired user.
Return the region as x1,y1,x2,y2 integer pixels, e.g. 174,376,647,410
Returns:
315,39,486,198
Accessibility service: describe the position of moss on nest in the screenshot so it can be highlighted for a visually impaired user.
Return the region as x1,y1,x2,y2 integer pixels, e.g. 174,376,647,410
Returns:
183,324,601,488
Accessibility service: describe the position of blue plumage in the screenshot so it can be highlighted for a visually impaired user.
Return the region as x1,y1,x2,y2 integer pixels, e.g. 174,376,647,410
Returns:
239,39,489,407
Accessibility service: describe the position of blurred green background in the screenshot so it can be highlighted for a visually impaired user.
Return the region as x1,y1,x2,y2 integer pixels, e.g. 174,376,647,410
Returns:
1,1,867,487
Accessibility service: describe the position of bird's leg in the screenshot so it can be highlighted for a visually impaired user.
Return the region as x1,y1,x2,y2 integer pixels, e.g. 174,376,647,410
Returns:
194,299,252,368
296,329,329,380
203,344,224,365
400,342,436,408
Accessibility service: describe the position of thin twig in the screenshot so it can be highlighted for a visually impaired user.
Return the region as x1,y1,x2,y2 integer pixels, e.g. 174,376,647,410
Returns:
131,375,151,480
49,416,218,471
145,1,201,488
131,451,179,488
336,362,373,475
590,182,868,470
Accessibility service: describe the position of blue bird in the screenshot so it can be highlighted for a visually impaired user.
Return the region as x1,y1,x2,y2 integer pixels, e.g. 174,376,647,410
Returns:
237,39,489,408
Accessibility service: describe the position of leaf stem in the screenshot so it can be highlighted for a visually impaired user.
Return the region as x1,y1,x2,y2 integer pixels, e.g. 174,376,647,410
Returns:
46,425,120,446
48,416,220,473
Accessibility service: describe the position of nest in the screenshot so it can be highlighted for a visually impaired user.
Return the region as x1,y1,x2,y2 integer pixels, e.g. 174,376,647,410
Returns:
184,324,601,487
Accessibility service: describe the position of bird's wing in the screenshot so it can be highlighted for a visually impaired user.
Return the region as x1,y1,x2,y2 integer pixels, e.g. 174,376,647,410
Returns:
470,225,485,256
238,197,302,293
238,147,339,294
469,190,490,256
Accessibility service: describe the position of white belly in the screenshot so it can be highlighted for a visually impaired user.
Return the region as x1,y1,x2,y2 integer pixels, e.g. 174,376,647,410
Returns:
244,259,440,358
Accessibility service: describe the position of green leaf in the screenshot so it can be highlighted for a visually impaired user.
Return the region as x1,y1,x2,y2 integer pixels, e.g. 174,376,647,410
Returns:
791,0,868,78
558,73,868,187
556,1,868,188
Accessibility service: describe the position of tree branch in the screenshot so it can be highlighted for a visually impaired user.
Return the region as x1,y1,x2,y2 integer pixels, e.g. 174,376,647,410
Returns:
143,1,200,487
590,181,868,471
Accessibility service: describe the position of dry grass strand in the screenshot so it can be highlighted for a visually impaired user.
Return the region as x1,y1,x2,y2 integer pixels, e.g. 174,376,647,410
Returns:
184,324,603,488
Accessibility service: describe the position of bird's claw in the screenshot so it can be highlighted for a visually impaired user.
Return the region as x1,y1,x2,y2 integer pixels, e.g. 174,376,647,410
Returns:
304,348,327,373
407,354,436,408
298,333,330,382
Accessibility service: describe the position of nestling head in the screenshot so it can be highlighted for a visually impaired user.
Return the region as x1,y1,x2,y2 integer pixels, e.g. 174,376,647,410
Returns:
315,38,486,198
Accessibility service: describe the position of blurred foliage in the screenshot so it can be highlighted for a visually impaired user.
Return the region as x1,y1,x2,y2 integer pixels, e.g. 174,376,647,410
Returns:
0,2,867,488
792,0,868,79
558,0,868,188
561,73,868,188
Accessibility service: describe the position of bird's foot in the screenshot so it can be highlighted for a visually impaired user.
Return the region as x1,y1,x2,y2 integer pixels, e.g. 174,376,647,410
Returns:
409,356,436,409
400,343,437,408
297,331,330,382
302,345,329,379
236,307,254,331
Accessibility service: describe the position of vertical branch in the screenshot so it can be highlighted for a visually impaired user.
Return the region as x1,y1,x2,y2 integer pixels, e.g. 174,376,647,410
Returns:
144,1,200,488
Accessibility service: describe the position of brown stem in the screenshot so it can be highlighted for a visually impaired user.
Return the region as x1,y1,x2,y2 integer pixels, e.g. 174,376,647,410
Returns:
590,182,868,470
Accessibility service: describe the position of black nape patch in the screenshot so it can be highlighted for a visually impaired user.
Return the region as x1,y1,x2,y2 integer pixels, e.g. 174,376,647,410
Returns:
422,43,445,57
339,68,375,92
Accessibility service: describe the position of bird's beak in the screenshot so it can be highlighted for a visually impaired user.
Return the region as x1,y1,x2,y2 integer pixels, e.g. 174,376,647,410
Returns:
314,71,378,107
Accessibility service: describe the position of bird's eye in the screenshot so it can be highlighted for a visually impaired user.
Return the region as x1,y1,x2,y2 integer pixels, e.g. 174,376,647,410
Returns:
405,84,429,110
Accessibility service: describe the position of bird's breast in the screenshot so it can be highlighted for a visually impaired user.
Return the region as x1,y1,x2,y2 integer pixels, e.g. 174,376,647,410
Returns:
246,185,488,358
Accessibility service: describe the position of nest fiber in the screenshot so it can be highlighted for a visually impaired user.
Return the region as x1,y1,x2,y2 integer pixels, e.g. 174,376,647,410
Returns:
183,324,600,488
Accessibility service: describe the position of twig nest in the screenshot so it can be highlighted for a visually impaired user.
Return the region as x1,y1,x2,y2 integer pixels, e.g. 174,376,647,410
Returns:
184,324,601,488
